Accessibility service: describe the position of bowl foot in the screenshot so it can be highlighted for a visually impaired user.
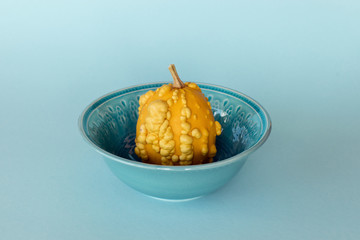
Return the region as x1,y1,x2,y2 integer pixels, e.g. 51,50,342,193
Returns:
147,195,204,202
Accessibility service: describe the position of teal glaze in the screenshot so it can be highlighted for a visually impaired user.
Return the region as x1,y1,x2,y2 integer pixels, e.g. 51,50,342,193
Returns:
79,83,271,200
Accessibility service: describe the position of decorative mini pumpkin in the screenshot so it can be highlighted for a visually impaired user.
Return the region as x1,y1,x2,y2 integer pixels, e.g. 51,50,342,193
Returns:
134,64,222,165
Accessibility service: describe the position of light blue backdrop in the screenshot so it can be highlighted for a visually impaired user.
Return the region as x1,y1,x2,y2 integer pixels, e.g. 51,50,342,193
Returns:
1,0,359,239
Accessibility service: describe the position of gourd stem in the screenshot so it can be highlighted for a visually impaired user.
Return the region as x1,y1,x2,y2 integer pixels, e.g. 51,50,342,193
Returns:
169,64,185,89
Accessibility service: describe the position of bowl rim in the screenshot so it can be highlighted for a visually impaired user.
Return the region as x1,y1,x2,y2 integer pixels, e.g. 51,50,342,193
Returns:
79,82,272,171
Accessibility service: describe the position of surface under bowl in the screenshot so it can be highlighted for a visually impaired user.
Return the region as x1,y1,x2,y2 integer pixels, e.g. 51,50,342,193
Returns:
79,82,271,200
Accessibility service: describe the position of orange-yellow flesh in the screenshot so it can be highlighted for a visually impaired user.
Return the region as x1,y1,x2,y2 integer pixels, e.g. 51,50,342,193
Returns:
135,82,222,166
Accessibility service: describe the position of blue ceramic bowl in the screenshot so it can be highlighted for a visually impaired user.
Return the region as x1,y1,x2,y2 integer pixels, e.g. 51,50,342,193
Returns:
79,83,271,200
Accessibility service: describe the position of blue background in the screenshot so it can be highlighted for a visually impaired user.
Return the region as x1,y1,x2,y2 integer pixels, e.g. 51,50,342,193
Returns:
1,0,359,239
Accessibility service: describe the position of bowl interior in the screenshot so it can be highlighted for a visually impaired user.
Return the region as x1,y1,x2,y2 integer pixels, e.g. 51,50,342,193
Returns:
81,83,270,164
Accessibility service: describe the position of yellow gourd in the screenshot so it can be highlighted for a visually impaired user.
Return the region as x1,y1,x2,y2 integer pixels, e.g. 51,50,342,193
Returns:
134,64,222,165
